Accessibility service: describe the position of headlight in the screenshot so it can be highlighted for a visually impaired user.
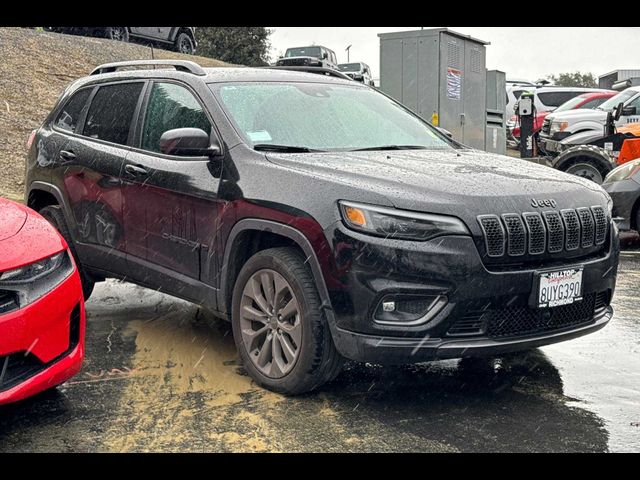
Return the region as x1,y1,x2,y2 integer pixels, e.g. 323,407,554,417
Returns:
603,160,640,183
550,121,569,135
0,251,74,310
0,252,65,283
339,201,470,241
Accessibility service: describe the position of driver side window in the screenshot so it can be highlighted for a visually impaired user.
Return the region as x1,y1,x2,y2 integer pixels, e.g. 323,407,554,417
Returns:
142,82,212,153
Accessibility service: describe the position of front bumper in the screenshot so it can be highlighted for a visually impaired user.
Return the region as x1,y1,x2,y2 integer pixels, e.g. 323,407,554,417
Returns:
324,222,619,364
334,306,612,364
604,178,640,231
0,268,85,405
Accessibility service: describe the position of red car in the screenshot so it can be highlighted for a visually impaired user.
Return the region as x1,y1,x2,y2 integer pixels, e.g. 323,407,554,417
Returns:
0,198,85,405
509,91,617,141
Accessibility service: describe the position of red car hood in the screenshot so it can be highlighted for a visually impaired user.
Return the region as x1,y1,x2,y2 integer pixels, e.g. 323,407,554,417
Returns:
0,198,28,241
0,198,67,271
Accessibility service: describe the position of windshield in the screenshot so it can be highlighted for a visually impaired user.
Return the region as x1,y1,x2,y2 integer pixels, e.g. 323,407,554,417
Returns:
598,89,637,111
554,95,590,113
213,83,454,152
285,47,321,58
339,63,362,72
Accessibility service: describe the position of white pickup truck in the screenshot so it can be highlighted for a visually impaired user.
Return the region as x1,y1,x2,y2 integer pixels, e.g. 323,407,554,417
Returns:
539,86,640,156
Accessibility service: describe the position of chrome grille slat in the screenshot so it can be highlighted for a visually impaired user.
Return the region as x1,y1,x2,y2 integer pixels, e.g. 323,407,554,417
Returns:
478,207,608,259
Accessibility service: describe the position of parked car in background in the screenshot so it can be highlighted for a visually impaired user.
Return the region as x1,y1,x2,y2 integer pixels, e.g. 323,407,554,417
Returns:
44,27,198,55
276,46,339,71
507,91,617,147
338,62,374,86
539,87,640,158
0,197,85,405
603,159,640,233
24,60,618,395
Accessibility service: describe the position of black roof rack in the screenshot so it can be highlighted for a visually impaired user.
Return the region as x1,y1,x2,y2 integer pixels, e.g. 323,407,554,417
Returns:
90,60,206,76
263,66,354,82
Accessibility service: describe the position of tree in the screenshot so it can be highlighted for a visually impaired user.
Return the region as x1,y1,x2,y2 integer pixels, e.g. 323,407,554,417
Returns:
196,27,272,66
548,72,598,88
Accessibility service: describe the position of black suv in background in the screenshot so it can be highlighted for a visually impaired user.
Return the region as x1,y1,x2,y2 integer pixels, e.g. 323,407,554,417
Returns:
276,46,339,71
25,60,619,394
44,27,197,54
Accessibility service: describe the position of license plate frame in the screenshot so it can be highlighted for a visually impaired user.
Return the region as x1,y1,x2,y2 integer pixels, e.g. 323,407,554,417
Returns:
534,267,584,309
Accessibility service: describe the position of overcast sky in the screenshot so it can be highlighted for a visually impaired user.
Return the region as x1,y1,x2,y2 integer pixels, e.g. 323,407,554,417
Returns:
268,27,640,81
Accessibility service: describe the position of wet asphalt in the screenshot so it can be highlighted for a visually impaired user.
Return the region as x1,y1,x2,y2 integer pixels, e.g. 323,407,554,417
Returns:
1,246,639,452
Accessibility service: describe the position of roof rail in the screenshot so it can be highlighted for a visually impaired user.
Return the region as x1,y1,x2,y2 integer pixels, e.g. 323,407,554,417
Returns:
90,60,206,76
263,66,354,82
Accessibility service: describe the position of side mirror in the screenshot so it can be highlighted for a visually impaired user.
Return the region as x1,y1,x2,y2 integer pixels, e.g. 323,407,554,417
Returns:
622,105,637,117
159,128,221,158
614,102,625,121
322,52,328,59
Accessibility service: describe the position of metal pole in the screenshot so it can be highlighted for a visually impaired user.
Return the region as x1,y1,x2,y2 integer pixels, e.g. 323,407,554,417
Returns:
345,45,352,63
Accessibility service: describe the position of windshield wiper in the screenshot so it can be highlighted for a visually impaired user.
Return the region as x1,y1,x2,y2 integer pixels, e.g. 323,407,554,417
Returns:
253,144,322,153
348,145,430,152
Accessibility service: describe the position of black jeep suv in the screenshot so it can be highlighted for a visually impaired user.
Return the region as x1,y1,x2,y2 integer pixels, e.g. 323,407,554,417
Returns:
25,60,619,394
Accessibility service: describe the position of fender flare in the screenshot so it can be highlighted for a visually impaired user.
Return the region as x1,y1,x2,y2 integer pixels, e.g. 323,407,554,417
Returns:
217,218,337,330
552,145,614,174
27,181,76,235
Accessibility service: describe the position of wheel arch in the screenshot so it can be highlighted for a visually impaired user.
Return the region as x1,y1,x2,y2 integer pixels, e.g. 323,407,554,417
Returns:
27,182,76,236
553,145,613,176
217,219,336,330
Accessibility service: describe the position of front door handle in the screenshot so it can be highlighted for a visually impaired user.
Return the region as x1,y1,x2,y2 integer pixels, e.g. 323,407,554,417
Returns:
124,164,148,177
59,150,76,161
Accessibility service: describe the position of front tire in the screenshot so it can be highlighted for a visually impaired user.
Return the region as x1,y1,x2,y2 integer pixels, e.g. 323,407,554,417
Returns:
39,205,95,300
231,247,343,395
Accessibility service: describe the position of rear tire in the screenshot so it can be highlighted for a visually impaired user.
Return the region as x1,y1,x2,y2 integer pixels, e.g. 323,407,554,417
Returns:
175,32,195,55
39,205,95,300
105,27,129,43
555,145,613,185
231,247,343,395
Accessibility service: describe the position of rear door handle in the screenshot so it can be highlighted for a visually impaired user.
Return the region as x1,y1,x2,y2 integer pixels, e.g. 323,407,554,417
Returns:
59,150,76,161
124,164,148,177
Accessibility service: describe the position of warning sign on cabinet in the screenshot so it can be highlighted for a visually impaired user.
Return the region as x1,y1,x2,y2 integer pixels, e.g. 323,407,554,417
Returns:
447,68,462,100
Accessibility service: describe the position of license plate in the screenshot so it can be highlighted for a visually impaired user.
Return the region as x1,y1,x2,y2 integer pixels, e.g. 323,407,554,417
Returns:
537,268,583,308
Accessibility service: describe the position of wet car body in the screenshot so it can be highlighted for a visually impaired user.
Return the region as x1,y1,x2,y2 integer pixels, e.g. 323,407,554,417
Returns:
603,159,640,232
24,66,619,390
0,198,85,405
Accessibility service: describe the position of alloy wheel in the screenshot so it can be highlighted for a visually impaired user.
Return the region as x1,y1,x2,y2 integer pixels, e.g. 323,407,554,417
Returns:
239,269,302,379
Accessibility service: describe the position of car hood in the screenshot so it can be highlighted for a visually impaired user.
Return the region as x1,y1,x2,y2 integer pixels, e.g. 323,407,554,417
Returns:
545,108,607,123
0,198,67,272
0,198,27,241
265,149,609,222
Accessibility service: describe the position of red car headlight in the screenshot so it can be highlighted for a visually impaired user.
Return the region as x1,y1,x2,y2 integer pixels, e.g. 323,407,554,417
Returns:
0,251,75,310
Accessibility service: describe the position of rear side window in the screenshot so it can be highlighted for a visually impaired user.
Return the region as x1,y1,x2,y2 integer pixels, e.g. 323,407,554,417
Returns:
55,88,91,133
537,91,582,108
83,82,144,145
141,82,211,153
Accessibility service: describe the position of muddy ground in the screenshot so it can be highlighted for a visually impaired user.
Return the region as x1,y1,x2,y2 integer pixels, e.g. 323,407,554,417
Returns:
1,248,638,452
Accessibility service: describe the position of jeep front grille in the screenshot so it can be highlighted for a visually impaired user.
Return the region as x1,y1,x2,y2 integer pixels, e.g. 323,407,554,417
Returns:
478,206,608,259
